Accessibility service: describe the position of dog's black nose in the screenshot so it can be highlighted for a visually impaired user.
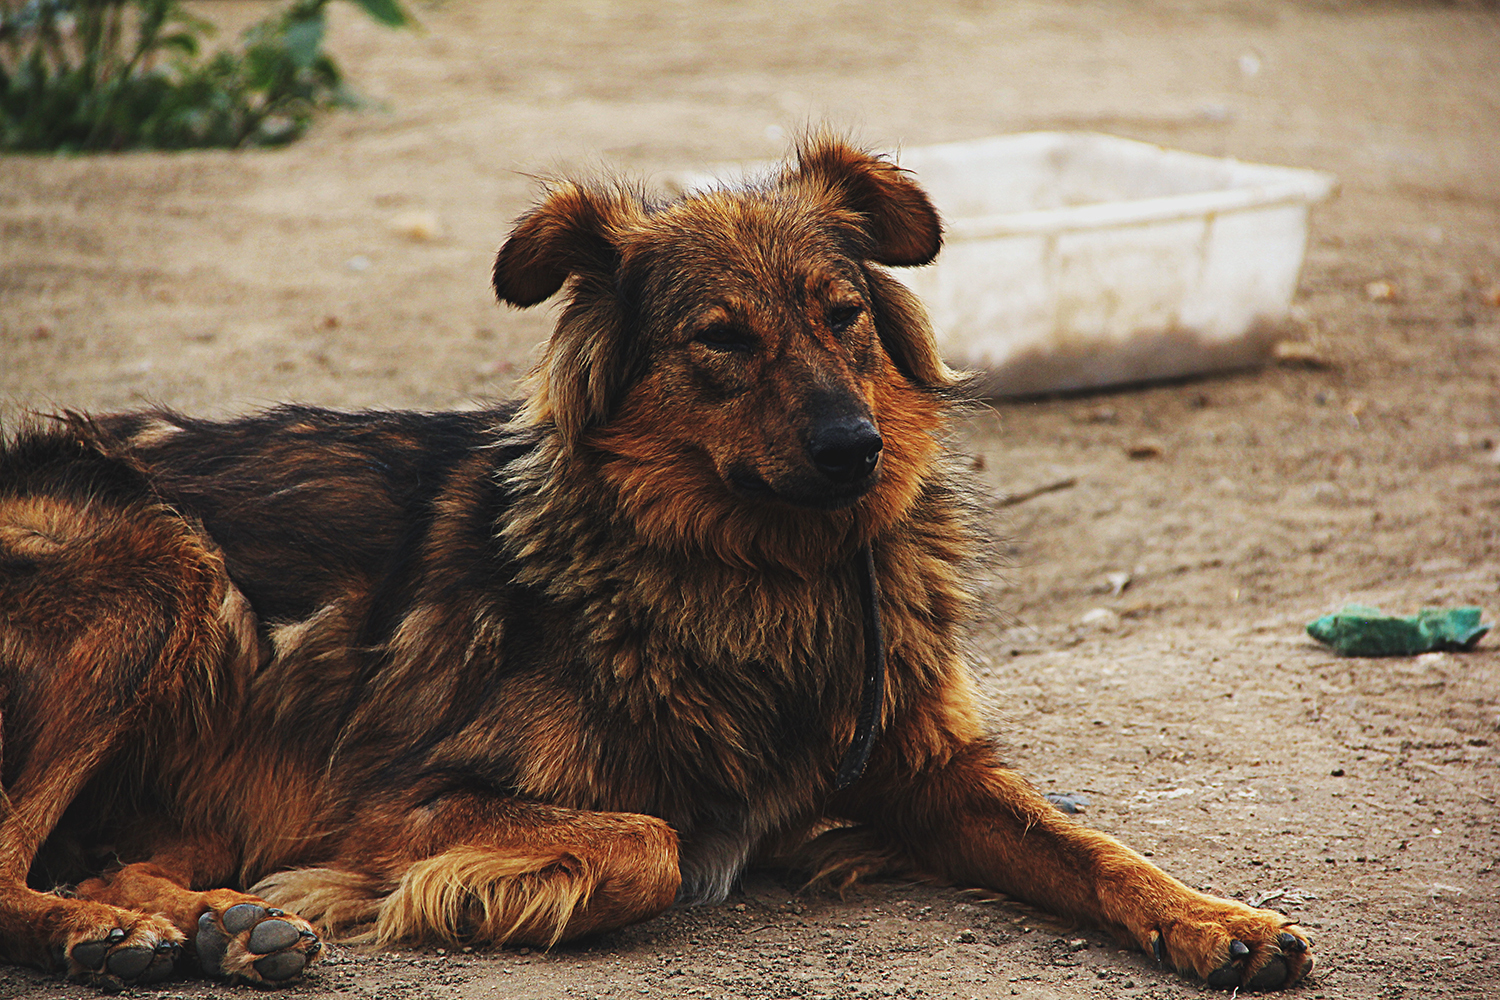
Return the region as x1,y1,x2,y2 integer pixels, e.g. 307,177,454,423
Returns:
809,420,883,484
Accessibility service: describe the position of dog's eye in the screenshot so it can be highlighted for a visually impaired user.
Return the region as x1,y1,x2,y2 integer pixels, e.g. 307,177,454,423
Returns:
827,303,864,334
693,324,756,354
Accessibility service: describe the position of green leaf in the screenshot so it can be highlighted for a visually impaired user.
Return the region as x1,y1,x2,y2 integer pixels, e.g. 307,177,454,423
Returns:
279,12,325,70
345,0,410,29
158,31,200,58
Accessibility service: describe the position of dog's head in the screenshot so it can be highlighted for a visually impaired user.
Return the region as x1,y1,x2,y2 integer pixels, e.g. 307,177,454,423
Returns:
493,136,962,566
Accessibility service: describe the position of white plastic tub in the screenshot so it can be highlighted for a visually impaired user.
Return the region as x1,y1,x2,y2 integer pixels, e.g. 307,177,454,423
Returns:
667,133,1336,397
892,133,1336,395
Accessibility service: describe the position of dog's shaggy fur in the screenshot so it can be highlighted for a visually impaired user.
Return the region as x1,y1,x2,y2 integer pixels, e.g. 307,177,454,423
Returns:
0,137,1312,992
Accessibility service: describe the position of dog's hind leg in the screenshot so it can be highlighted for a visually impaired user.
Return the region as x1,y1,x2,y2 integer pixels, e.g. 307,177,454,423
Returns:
73,844,324,986
0,749,186,990
0,447,261,989
255,795,682,949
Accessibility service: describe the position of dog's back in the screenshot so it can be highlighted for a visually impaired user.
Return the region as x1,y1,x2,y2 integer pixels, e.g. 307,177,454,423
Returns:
98,405,516,624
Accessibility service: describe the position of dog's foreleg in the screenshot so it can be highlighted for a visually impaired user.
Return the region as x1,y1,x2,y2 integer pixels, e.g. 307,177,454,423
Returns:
256,795,682,949
839,738,1314,991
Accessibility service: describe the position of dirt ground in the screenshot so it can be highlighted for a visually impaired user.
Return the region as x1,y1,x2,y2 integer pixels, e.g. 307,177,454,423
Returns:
3,1,1499,998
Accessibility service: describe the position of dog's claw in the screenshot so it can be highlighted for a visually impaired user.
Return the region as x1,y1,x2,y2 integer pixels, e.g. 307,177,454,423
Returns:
1204,939,1249,991
1278,931,1307,953
1150,931,1165,964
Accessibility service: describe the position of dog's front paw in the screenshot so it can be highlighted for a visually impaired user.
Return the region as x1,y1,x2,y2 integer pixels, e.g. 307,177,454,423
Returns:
1139,896,1313,991
64,912,184,990
194,900,322,986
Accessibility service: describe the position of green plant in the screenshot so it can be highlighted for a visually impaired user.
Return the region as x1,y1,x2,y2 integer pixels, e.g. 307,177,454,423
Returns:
0,0,409,152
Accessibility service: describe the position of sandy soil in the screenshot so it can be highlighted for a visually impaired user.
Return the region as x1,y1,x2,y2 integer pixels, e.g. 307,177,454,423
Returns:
3,1,1499,998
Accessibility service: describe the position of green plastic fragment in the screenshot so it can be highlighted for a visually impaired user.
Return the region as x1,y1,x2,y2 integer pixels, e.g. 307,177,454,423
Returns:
1306,604,1490,656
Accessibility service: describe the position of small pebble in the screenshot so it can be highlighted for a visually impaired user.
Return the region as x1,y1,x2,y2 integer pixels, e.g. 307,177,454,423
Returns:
1081,607,1120,631
1272,340,1328,368
390,210,444,242
1080,406,1119,424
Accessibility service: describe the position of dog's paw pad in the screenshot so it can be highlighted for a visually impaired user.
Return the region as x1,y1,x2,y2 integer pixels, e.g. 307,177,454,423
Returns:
70,931,121,971
196,900,320,986
196,912,231,973
67,919,183,989
104,946,154,981
1199,929,1314,992
254,950,309,981
1205,940,1251,988
1246,956,1291,991
141,941,180,984
248,919,301,954
1208,954,1298,992
221,903,265,934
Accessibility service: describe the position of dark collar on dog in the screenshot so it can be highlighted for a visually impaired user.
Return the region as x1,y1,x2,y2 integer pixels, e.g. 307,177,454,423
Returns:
835,544,885,791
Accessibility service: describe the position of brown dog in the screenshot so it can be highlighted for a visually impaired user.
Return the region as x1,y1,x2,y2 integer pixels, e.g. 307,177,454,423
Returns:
0,137,1313,992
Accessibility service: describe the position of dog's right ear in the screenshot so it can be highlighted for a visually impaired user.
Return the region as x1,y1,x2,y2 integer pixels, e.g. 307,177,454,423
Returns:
497,184,645,449
492,183,625,307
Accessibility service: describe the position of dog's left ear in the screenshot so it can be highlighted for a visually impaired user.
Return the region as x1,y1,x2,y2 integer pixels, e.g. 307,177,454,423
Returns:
788,137,943,267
